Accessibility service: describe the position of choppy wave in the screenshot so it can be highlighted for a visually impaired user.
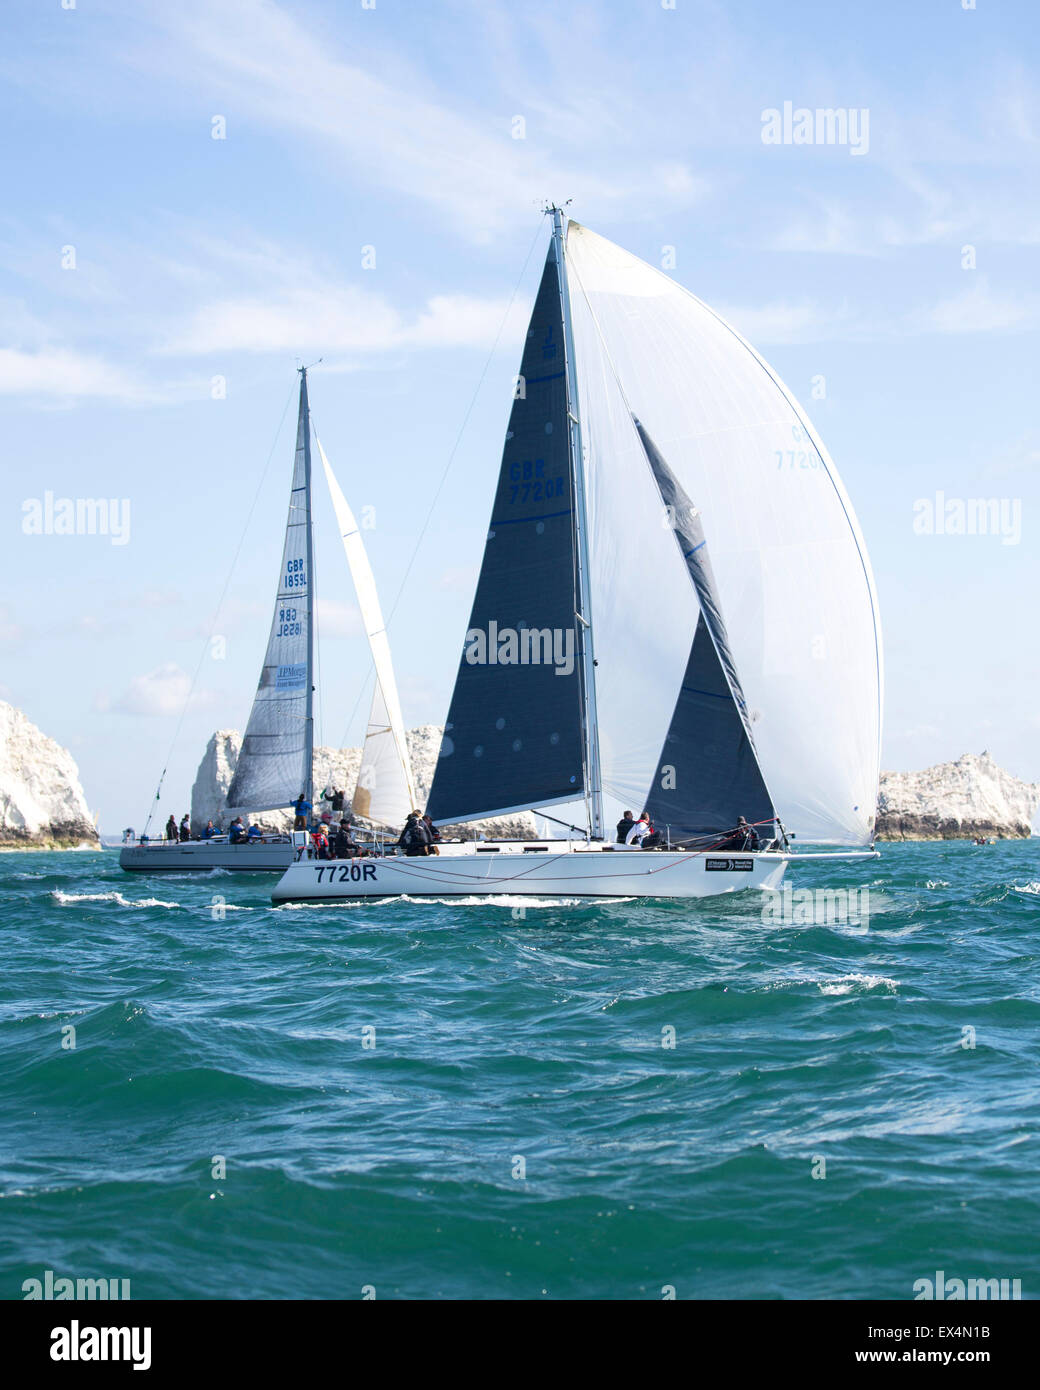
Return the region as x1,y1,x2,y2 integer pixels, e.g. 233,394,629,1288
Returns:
3,839,1039,1300
274,893,602,910
816,972,899,995
50,889,179,909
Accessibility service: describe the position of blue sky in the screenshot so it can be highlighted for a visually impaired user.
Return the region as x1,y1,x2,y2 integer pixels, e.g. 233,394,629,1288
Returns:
2,0,1038,829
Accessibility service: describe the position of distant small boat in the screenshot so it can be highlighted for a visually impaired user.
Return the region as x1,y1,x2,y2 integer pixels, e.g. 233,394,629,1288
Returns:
121,368,416,874
272,209,882,904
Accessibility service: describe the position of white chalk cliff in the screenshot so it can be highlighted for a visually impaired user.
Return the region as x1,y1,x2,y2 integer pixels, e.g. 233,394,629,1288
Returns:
190,729,1038,843
190,724,538,840
0,700,99,848
877,752,1039,840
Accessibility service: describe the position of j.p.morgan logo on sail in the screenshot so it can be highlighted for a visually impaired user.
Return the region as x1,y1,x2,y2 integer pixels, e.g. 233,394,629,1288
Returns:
464,622,575,677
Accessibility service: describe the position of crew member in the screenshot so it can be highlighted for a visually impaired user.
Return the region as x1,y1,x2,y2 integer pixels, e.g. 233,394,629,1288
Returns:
334,819,359,858
398,811,434,857
421,814,441,854
626,813,652,847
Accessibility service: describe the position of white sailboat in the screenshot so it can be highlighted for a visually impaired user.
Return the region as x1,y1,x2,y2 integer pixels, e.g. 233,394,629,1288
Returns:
271,209,882,903
121,367,416,873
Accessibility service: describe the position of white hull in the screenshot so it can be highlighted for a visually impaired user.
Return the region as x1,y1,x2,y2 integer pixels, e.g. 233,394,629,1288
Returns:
120,840,294,873
270,840,791,903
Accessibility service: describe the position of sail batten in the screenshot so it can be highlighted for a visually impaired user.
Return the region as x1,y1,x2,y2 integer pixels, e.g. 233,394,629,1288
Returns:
226,373,314,815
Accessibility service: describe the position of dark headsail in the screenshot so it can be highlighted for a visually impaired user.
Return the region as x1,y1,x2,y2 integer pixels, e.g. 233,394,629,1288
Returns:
634,418,775,840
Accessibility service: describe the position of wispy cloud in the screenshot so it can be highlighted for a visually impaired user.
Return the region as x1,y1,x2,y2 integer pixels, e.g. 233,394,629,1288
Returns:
0,347,152,403
98,663,217,717
315,598,362,639
718,279,1040,346
0,603,24,642
161,285,531,358
122,0,709,239
912,277,1040,335
716,298,854,345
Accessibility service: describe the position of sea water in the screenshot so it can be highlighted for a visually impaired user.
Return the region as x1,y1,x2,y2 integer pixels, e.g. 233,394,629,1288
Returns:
1,841,1037,1300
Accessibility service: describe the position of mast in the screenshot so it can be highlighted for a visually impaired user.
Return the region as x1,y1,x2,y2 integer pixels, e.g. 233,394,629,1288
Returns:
300,365,315,809
548,204,603,840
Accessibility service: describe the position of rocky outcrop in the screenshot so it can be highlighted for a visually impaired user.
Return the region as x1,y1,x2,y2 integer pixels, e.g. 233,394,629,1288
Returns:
0,701,99,848
191,733,1038,844
190,724,538,840
877,752,1039,840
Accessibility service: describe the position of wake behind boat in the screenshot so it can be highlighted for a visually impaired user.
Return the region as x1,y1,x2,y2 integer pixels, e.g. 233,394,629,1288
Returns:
271,208,883,905
121,367,417,874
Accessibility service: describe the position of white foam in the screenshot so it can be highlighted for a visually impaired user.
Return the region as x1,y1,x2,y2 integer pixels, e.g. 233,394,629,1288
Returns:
1012,881,1040,896
817,973,898,996
925,879,951,889
50,889,179,909
398,894,589,908
272,893,608,910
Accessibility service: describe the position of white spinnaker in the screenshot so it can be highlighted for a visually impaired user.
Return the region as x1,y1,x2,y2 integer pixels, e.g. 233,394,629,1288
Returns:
316,439,417,827
566,223,882,845
567,272,700,829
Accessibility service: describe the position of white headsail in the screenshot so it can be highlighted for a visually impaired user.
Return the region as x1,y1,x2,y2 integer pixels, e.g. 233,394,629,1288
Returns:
316,438,417,827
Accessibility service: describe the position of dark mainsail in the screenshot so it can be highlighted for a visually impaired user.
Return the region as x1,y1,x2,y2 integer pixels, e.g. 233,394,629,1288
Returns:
427,246,585,824
634,418,775,839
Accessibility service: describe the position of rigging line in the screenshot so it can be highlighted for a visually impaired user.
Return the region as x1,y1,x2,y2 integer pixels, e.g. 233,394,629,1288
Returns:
307,420,379,766
139,378,298,834
333,214,547,756
385,213,545,628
